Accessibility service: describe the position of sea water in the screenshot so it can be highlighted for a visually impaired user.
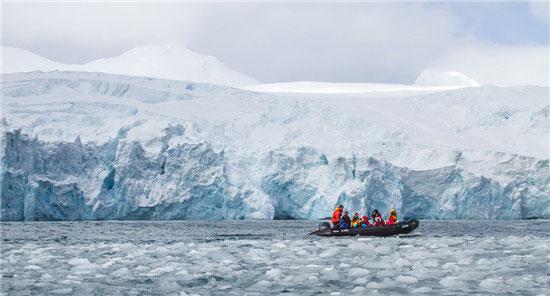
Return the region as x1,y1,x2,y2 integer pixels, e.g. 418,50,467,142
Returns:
1,220,548,295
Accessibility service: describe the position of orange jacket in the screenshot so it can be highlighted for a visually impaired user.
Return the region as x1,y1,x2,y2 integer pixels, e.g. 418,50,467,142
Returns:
387,214,398,225
331,207,343,223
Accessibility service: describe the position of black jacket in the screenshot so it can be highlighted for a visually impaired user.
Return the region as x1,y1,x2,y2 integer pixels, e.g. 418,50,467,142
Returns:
342,214,351,224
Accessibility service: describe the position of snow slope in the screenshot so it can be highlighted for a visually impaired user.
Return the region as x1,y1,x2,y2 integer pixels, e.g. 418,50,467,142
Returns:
414,70,481,87
78,44,259,87
242,71,480,96
1,71,548,220
0,45,259,87
242,81,462,96
0,46,66,73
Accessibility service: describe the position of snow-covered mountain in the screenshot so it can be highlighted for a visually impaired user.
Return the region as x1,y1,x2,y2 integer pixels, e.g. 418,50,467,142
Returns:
0,46,67,73
1,71,548,221
77,44,259,87
414,70,481,87
0,44,259,87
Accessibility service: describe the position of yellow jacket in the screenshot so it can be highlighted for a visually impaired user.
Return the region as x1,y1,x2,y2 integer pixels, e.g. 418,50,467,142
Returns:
351,216,360,227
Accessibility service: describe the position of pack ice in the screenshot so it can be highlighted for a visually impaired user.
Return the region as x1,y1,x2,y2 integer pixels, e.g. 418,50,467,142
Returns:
1,71,548,220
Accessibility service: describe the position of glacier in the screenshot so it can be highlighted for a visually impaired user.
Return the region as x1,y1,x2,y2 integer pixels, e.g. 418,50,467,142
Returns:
1,71,549,220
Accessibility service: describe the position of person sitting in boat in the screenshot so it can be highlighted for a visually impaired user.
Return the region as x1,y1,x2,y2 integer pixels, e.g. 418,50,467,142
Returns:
350,212,361,228
339,211,351,229
371,209,385,226
331,205,344,228
386,209,398,225
361,215,372,228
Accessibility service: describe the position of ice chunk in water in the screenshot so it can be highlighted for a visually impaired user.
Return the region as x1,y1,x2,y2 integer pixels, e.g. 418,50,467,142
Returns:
40,273,54,281
265,268,282,279
374,245,394,255
50,288,73,294
135,265,148,272
422,258,440,268
366,281,385,289
252,280,271,288
377,269,394,278
68,258,89,266
147,265,175,276
396,275,419,284
68,258,98,274
411,287,432,293
111,267,129,278
348,268,369,277
24,265,42,270
159,280,181,293
479,278,502,290
440,276,465,288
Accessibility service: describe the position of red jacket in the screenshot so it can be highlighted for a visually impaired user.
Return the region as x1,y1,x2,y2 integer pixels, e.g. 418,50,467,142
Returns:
361,216,372,226
331,208,343,223
387,214,397,225
373,216,385,226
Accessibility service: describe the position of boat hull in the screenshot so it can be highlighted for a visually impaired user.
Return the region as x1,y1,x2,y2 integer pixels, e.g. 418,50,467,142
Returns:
311,219,419,237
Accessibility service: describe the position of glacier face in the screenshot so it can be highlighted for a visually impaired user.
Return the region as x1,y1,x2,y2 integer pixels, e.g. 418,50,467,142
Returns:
2,132,548,221
1,72,549,220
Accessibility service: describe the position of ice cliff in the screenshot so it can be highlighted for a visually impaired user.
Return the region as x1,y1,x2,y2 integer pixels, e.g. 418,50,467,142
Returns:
1,72,548,220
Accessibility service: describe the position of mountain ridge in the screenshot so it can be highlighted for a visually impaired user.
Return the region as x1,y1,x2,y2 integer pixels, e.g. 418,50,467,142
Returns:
1,44,260,87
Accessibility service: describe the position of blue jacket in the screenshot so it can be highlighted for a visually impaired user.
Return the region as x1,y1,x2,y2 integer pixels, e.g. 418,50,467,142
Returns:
339,221,350,229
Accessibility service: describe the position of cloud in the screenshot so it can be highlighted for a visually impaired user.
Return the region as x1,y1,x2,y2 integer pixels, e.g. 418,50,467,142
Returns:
1,2,548,86
2,3,205,63
529,1,549,27
1,2,464,83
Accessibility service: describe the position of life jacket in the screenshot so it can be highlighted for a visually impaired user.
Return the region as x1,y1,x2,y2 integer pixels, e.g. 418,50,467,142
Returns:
374,216,385,226
339,220,350,229
387,214,398,225
351,216,360,228
331,208,343,223
361,216,371,227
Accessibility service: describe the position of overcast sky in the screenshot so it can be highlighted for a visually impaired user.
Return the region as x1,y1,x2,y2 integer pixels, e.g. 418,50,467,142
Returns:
2,1,549,84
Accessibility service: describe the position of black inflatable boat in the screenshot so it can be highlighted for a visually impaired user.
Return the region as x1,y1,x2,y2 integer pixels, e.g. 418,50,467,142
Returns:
311,219,419,237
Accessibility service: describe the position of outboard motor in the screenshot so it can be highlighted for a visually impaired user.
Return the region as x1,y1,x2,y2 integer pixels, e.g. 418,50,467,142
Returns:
319,222,331,231
408,219,419,230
